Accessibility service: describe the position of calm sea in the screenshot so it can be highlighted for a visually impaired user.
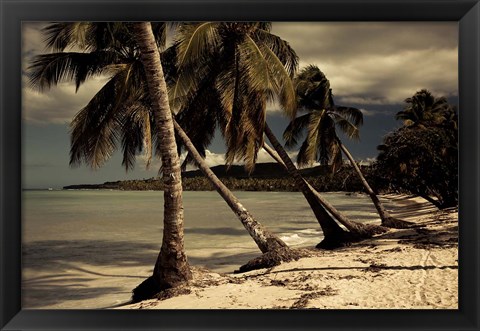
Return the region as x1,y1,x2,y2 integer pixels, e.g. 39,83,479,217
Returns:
22,190,389,308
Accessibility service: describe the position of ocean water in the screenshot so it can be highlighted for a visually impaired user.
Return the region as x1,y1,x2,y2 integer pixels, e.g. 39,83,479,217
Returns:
22,190,390,308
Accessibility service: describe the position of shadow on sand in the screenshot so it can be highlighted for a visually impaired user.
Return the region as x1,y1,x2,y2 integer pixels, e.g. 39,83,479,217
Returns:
22,239,262,307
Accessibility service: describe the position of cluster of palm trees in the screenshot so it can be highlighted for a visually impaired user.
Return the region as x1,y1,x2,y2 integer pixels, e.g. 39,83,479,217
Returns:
376,89,458,209
29,22,437,300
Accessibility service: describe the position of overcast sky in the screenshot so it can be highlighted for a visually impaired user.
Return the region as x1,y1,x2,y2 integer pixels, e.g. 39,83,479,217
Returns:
22,22,458,189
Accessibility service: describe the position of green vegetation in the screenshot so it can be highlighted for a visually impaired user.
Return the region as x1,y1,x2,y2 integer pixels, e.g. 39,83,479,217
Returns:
63,163,376,192
374,90,458,209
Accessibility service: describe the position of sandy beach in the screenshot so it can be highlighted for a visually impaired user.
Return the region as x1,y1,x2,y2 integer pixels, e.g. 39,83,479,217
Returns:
121,195,458,310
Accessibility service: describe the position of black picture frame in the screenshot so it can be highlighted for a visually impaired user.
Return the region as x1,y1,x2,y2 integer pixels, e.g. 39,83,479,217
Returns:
1,0,478,330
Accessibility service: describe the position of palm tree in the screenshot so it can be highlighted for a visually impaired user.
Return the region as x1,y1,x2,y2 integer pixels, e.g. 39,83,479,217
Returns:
131,22,192,295
29,22,192,299
170,22,298,172
395,89,451,128
284,65,411,228
29,22,290,280
171,23,386,248
375,89,458,209
263,124,388,239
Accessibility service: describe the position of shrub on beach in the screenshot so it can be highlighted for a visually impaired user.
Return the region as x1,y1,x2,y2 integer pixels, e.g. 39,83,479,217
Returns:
374,126,458,209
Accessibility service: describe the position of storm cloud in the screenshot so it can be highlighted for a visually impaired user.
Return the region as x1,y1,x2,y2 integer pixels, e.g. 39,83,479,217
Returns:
22,22,458,123
272,22,458,106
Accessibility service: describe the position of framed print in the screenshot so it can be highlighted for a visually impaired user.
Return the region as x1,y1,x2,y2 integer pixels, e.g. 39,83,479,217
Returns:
1,0,479,330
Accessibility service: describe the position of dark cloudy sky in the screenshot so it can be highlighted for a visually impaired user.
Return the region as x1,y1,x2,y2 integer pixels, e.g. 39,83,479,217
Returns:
22,22,458,189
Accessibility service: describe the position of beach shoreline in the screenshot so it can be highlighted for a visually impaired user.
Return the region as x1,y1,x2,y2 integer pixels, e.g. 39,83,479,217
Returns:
121,195,458,310
21,193,458,309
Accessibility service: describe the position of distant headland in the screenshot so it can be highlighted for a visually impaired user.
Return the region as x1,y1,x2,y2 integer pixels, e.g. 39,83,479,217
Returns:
63,162,379,192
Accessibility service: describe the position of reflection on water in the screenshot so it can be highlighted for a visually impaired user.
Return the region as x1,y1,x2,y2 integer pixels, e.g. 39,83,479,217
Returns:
22,190,390,309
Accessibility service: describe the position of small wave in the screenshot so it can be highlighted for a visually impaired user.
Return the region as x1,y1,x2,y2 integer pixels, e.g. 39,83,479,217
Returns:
297,228,321,236
279,233,308,246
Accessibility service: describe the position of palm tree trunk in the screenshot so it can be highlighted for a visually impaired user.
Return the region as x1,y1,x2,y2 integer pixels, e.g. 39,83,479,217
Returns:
263,124,356,248
173,120,288,253
337,139,414,229
132,22,191,298
262,141,387,239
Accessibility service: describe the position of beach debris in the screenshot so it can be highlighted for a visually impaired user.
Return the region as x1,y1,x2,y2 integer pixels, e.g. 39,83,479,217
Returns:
154,287,191,301
270,279,288,287
234,247,305,273
382,217,417,229
290,286,338,309
364,263,388,273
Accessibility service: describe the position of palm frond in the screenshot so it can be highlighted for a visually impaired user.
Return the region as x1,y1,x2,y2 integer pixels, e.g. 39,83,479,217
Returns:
120,104,147,171
224,90,266,173
175,22,220,67
239,36,273,93
256,42,297,118
28,51,123,91
334,117,360,140
297,110,322,167
69,64,139,169
151,22,167,49
329,140,343,173
168,42,218,111
315,113,336,166
332,106,363,126
296,139,311,168
329,112,360,140
174,81,220,170
215,46,238,121
283,113,310,148
253,28,298,77
42,22,91,51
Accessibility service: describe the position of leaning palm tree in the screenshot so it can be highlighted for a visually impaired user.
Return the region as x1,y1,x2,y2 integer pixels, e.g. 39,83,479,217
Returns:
29,22,290,279
284,65,411,228
171,22,386,248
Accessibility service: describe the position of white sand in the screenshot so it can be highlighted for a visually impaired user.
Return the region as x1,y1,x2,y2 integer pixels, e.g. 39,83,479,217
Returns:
121,195,458,309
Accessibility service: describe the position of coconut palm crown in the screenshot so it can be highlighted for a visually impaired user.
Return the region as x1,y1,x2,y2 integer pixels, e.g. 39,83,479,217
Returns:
169,22,299,172
283,65,363,171
28,22,177,172
395,89,451,128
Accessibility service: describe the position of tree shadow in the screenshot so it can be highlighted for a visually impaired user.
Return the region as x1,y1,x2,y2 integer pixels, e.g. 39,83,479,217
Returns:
254,264,458,277
22,239,160,270
184,227,249,236
22,239,162,308
186,250,259,272
22,282,125,308
22,238,267,307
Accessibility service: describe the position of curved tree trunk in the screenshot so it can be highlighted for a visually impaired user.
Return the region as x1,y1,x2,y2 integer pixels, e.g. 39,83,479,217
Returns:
132,22,191,301
337,139,414,229
262,140,387,241
173,120,288,253
263,124,359,249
